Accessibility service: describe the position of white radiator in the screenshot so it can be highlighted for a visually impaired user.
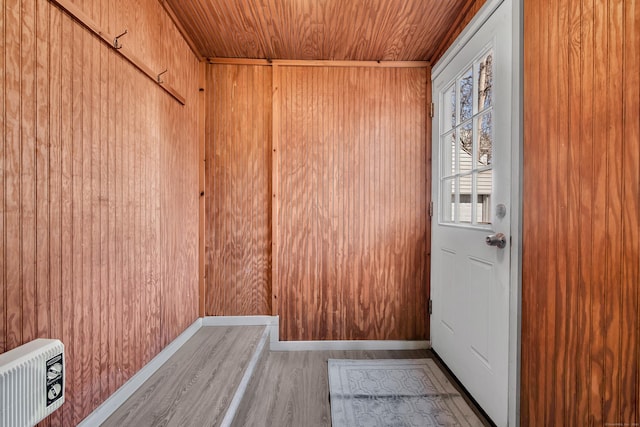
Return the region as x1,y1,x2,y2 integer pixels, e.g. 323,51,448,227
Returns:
0,339,65,427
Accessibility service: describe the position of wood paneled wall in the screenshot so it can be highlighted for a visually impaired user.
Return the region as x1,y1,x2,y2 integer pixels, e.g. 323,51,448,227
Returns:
522,0,639,425
274,65,429,341
1,0,201,425
204,63,430,341
67,0,193,101
205,64,272,316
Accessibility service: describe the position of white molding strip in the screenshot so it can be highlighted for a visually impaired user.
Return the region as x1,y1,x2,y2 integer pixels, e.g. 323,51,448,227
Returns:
270,339,431,352
78,318,203,427
267,316,430,352
268,319,280,347
201,315,278,326
508,0,523,424
219,326,270,427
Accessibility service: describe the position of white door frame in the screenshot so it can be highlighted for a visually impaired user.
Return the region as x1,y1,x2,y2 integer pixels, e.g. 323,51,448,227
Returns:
431,0,522,425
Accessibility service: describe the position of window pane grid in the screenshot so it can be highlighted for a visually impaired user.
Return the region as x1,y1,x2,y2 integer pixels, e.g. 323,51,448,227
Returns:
439,47,494,226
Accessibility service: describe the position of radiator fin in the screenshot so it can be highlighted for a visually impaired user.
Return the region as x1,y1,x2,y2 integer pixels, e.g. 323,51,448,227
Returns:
0,339,65,427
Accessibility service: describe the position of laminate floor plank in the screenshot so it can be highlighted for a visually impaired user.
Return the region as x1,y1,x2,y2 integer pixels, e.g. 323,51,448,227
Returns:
233,348,491,427
102,326,264,427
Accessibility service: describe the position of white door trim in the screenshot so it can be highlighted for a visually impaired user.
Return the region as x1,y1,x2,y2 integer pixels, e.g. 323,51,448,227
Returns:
432,0,522,425
508,1,523,426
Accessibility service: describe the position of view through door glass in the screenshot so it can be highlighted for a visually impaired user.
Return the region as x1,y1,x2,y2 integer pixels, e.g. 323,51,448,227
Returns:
440,49,494,226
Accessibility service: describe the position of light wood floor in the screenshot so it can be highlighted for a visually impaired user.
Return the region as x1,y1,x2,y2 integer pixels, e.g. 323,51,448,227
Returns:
232,348,493,427
102,327,491,426
102,326,264,427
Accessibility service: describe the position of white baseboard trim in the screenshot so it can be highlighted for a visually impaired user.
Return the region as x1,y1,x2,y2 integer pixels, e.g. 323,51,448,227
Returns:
219,325,270,427
268,316,430,351
201,315,278,326
270,339,431,352
78,318,203,427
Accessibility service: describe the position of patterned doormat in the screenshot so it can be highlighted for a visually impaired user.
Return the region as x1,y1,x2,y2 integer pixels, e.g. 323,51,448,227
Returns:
328,359,484,427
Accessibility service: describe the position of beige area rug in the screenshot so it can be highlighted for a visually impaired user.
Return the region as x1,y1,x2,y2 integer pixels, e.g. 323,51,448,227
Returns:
328,359,484,427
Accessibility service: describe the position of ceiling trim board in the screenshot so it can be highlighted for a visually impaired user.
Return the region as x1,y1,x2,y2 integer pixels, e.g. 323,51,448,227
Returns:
208,58,429,68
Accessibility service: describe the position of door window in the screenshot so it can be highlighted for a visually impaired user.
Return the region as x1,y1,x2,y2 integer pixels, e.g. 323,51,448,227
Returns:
439,48,494,226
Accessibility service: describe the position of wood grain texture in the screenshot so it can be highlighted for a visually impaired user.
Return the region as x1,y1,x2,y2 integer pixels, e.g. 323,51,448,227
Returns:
204,64,273,316
232,348,490,427
103,326,264,427
430,0,487,65
164,0,470,62
275,66,429,341
424,67,432,343
48,0,186,105
622,2,639,424
522,0,640,425
1,0,201,425
209,58,428,68
0,0,5,365
5,0,22,355
198,65,206,317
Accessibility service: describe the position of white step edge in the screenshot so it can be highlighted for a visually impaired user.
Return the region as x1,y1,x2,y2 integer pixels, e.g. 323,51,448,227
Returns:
79,318,203,427
219,325,270,427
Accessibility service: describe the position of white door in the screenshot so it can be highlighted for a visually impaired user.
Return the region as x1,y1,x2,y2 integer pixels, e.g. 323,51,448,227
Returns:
431,1,513,425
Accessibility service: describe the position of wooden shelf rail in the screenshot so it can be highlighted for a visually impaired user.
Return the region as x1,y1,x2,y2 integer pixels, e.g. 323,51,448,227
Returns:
49,0,187,105
207,58,430,68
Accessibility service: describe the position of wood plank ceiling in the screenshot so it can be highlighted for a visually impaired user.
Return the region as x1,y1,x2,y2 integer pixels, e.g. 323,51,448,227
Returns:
163,0,470,61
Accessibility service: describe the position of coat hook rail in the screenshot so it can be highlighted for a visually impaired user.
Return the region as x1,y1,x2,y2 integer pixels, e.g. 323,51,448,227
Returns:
47,0,186,105
113,29,128,49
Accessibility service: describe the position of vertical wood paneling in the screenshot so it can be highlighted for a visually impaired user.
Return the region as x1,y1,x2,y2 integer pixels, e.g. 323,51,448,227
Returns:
80,20,91,412
106,27,117,400
6,0,22,355
545,0,560,422
1,0,201,424
21,0,37,347
35,0,50,346
523,0,640,425
70,15,83,421
48,5,63,424
565,0,582,422
159,41,200,347
271,64,281,320
59,14,73,425
603,1,624,422
204,62,428,341
576,0,594,422
0,0,6,362
275,66,428,341
422,67,431,340
204,64,273,316
98,4,109,402
622,2,639,423
590,1,608,423
122,48,131,381
113,40,124,393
